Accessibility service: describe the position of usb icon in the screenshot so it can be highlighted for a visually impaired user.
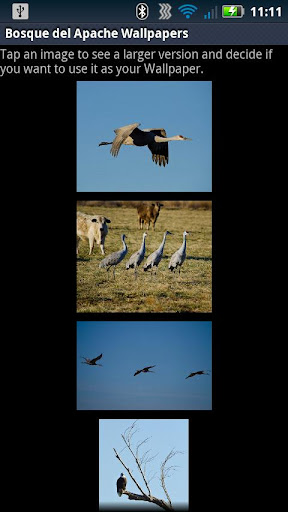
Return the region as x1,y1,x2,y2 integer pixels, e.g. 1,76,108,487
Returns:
12,3,29,20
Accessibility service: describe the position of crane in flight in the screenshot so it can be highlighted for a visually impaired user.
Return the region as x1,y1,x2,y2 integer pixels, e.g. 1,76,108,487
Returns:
81,353,103,366
99,123,192,167
185,370,210,379
134,365,156,376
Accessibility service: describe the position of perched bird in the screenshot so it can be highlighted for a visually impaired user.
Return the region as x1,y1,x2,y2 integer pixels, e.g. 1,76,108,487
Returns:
81,354,103,366
126,232,147,278
143,231,172,273
99,234,127,279
134,365,156,376
117,473,127,497
99,123,192,167
185,370,210,379
168,231,190,274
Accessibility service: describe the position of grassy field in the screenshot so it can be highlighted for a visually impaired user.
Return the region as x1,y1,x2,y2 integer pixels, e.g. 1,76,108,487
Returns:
77,205,212,313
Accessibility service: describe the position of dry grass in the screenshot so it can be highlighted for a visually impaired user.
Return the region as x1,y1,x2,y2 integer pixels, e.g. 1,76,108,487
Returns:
77,205,212,313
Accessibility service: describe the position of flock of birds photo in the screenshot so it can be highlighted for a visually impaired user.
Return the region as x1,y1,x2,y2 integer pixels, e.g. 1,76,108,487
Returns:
99,230,190,279
81,353,210,380
99,122,192,167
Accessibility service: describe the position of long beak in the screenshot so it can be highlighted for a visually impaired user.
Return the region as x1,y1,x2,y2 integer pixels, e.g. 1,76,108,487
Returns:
184,137,192,140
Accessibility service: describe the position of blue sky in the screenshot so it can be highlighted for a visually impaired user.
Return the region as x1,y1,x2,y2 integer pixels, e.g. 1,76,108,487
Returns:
77,81,212,192
99,419,188,510
77,321,212,410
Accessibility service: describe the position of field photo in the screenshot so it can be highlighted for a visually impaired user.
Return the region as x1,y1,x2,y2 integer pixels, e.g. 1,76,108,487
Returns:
77,201,212,313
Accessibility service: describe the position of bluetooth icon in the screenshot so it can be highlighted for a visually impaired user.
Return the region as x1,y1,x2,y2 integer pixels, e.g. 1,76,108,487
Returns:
136,3,149,20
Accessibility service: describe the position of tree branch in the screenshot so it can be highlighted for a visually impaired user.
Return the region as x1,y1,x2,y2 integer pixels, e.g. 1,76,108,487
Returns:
122,490,173,511
160,449,183,509
113,447,148,497
122,430,152,495
114,422,181,511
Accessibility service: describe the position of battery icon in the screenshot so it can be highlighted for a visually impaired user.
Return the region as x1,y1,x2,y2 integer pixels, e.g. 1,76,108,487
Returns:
222,5,245,18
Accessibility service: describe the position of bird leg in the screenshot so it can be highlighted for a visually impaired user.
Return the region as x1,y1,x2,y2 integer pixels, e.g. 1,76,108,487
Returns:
113,266,116,280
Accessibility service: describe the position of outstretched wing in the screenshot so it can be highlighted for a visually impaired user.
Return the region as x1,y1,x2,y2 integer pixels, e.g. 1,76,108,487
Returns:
142,128,167,137
144,365,156,371
90,353,103,364
134,369,142,376
111,123,140,157
144,129,168,167
186,372,197,379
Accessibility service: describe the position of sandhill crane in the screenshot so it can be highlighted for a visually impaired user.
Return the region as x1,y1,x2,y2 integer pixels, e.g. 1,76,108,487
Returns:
185,370,210,379
168,231,190,274
143,231,172,274
126,232,147,278
81,353,103,366
99,234,127,279
134,365,156,376
99,123,192,167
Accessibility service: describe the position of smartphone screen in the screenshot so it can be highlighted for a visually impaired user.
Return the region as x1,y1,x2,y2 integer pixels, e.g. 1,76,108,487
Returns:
1,2,285,508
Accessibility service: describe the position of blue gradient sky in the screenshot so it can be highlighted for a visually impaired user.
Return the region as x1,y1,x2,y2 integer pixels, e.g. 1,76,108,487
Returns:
77,321,212,410
99,419,189,510
77,81,212,191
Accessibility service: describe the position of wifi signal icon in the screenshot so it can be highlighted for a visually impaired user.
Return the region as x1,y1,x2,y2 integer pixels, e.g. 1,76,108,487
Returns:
178,4,198,18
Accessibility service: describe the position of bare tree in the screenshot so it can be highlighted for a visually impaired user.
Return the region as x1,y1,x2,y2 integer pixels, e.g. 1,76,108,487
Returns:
113,421,183,511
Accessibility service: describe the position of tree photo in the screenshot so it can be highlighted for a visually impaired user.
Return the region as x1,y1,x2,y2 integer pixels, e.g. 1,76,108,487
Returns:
99,419,189,511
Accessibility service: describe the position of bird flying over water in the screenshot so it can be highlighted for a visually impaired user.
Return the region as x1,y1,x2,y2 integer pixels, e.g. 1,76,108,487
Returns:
185,370,210,379
99,123,192,167
134,365,156,376
81,354,103,366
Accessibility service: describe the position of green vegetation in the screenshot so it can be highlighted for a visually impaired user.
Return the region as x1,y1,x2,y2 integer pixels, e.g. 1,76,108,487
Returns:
77,204,212,313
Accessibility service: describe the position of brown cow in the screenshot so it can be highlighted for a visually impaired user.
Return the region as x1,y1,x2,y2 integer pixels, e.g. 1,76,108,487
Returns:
77,212,111,255
137,202,164,231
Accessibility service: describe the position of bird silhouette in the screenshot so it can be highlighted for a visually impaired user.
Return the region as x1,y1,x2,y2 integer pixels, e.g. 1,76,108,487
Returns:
81,354,103,366
134,365,156,376
185,370,210,379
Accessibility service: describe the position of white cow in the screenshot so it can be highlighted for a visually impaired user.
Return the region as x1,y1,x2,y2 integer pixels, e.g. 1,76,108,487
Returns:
77,211,111,256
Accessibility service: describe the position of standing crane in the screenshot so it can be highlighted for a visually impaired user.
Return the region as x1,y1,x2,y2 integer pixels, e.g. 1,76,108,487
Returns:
168,231,190,274
99,234,127,279
126,232,147,278
99,123,192,167
81,354,103,366
185,370,210,379
143,231,172,274
134,365,156,376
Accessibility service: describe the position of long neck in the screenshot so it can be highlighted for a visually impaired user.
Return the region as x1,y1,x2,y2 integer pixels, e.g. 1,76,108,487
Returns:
159,233,167,252
140,236,146,254
154,135,179,143
181,234,187,253
122,238,127,252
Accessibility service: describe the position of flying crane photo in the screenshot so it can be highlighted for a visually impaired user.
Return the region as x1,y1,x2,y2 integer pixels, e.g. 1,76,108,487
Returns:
77,81,212,192
77,321,212,410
